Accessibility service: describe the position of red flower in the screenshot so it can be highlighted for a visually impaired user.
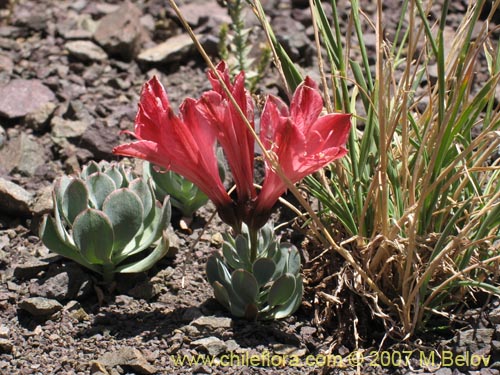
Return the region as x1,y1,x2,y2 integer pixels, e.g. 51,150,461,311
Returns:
198,62,256,205
112,76,236,225
252,77,351,228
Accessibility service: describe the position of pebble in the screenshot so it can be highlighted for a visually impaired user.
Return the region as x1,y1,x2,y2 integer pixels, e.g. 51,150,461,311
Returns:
0,79,55,119
191,316,232,330
28,263,93,301
0,325,9,338
0,178,34,217
137,34,194,65
97,347,157,375
18,297,63,317
13,257,51,280
0,132,48,177
93,1,144,61
65,41,107,62
50,116,89,139
0,125,5,148
23,102,56,132
0,338,13,353
191,336,227,356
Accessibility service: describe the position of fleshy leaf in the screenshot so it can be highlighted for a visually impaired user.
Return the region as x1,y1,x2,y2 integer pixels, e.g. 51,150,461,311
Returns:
61,178,88,226
268,273,296,308
102,189,143,255
128,178,153,219
73,208,114,265
115,230,170,273
105,164,124,188
231,269,258,304
39,215,99,273
85,172,116,210
253,258,276,286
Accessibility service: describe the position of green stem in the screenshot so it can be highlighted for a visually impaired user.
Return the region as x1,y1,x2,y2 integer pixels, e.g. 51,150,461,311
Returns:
249,228,258,263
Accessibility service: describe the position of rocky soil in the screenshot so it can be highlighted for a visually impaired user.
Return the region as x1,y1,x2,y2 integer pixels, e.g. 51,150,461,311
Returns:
0,0,500,374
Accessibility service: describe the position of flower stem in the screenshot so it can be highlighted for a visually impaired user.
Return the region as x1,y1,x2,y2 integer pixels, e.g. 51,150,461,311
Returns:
249,228,258,263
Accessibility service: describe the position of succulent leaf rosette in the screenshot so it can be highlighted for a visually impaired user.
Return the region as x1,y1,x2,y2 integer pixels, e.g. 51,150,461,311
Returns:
143,149,225,218
207,224,303,320
39,160,172,282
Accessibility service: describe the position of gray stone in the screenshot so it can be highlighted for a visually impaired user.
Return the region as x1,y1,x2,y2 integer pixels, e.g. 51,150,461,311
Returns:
29,264,93,301
0,178,33,216
455,328,494,354
80,122,120,159
18,297,63,316
489,305,500,324
97,347,157,375
0,53,13,75
23,102,56,132
57,14,97,40
435,369,452,375
480,369,500,375
13,258,51,279
0,125,5,149
94,1,144,61
0,79,55,118
127,280,162,300
182,307,203,322
0,338,13,353
137,34,194,64
51,116,89,139
0,325,9,338
0,132,48,176
191,316,232,330
31,185,53,217
191,336,227,356
66,41,107,62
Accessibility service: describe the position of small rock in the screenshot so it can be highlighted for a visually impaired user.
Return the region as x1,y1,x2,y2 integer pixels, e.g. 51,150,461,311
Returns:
0,178,33,216
272,344,307,357
455,328,494,353
31,185,53,217
29,263,93,301
66,41,108,62
0,132,49,176
94,1,144,61
191,336,227,356
0,53,13,75
0,338,13,353
18,297,63,316
182,307,203,322
489,305,500,324
64,301,90,322
137,34,194,64
13,258,51,279
0,125,5,148
480,369,500,375
89,360,110,375
80,122,120,159
0,79,56,119
0,325,9,338
97,347,157,375
51,116,89,139
127,280,162,300
191,316,232,330
210,232,224,246
23,102,56,132
434,369,452,375
57,14,97,40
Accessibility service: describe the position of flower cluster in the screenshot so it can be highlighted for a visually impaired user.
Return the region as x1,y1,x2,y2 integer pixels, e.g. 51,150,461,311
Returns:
113,62,351,233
